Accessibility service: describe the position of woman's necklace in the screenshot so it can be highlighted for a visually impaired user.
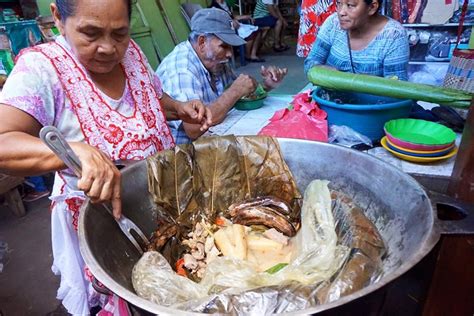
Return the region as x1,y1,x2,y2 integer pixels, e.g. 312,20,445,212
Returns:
346,31,356,74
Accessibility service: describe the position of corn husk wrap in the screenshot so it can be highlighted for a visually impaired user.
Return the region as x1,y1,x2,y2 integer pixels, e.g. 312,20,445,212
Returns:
308,67,473,108
134,136,385,313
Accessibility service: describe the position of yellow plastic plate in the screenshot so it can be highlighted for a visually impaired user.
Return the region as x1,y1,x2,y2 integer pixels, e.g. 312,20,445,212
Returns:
381,137,458,163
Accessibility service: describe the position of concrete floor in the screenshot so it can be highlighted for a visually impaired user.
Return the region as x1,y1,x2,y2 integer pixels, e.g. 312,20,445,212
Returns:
0,196,65,316
234,44,307,95
0,44,307,316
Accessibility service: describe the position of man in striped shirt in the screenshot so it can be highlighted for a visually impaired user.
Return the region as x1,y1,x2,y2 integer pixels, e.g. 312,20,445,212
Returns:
253,0,289,52
157,8,288,144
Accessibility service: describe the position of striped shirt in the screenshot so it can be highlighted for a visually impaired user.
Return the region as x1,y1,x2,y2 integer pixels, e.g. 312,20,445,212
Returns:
253,0,278,19
304,13,409,80
156,40,236,144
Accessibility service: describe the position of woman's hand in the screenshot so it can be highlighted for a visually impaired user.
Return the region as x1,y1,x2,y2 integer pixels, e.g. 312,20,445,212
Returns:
261,65,288,91
161,93,212,131
177,100,213,132
70,142,122,219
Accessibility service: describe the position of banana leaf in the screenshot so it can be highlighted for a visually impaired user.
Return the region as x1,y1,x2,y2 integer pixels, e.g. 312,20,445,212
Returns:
147,135,302,233
236,136,302,224
308,67,473,108
193,136,247,219
147,144,194,222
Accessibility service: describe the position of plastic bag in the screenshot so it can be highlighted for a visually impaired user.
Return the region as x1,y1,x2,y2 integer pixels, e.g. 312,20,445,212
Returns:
132,180,349,312
328,125,373,148
409,64,449,86
237,23,258,39
258,90,328,142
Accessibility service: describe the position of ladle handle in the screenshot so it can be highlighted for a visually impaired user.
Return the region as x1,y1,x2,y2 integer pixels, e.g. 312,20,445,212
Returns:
39,126,83,177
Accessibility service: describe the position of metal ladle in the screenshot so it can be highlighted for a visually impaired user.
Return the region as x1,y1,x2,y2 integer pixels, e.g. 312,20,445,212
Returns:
39,126,149,255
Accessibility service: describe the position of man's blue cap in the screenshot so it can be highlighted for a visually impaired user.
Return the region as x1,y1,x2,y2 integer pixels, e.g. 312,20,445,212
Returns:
191,8,246,46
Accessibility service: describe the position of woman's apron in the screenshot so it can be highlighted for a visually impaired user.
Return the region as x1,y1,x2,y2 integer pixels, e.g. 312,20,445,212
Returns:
31,40,175,315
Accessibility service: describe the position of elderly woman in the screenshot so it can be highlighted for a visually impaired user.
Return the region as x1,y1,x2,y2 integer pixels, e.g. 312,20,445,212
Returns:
0,0,211,314
304,0,409,80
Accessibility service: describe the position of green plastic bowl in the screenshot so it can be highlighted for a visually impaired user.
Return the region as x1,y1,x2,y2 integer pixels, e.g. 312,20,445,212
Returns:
234,95,266,110
234,84,267,111
384,119,456,147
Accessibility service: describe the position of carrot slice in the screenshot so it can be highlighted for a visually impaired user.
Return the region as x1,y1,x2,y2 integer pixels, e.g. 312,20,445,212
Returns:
215,216,227,226
175,258,187,277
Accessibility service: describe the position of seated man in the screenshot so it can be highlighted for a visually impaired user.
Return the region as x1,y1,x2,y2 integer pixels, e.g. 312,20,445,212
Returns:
157,8,287,144
253,0,289,52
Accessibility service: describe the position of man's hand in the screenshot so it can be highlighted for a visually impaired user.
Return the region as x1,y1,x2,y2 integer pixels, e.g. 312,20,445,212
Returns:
261,65,288,91
229,74,258,99
232,19,240,30
178,100,212,132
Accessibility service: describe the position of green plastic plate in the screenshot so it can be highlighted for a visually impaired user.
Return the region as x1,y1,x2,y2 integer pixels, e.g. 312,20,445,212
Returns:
384,119,456,145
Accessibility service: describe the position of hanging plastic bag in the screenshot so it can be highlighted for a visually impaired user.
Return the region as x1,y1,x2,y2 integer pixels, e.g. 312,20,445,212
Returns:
258,90,328,142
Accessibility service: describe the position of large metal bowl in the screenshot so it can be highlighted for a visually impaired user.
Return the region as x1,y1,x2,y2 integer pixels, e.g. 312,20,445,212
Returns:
78,138,440,315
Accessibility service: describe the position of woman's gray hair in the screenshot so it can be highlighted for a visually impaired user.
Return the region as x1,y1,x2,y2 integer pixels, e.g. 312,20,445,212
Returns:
55,0,132,21
188,31,215,44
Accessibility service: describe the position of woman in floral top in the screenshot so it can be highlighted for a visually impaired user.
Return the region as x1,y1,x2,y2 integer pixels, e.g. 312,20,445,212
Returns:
297,0,337,57
0,0,211,314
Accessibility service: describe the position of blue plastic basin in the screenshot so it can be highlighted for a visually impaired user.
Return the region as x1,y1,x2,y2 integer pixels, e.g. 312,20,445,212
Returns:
312,87,413,141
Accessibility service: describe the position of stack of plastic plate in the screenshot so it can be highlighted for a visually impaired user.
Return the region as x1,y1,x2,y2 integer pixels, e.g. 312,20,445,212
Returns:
382,119,457,163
